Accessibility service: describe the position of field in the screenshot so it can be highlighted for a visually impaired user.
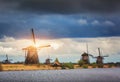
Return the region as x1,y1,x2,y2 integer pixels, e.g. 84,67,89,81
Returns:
0,64,61,71
0,68,120,82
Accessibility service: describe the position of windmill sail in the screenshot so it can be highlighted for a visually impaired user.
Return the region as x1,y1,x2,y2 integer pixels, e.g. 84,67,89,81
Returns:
86,43,88,54
98,48,101,56
31,28,36,44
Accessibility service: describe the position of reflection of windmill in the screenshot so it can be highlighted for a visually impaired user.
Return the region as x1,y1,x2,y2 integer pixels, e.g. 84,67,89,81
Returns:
2,54,12,64
22,28,50,64
90,48,108,64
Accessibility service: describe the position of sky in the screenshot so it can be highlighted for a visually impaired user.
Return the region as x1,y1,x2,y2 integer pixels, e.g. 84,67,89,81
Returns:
0,0,120,63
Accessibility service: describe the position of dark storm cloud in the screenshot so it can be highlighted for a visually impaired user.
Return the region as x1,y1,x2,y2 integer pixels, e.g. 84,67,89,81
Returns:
0,23,27,38
1,0,120,14
0,0,120,39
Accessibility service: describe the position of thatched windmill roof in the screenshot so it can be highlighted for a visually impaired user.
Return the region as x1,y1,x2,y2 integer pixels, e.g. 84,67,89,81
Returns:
82,52,88,56
53,58,61,66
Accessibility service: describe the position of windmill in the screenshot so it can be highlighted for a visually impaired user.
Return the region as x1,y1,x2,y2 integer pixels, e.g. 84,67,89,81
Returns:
2,54,12,64
22,28,51,64
90,48,108,64
81,43,90,64
45,55,52,65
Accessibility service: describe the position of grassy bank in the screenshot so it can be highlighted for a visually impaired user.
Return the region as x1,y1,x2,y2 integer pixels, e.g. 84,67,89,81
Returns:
0,64,61,71
0,63,117,71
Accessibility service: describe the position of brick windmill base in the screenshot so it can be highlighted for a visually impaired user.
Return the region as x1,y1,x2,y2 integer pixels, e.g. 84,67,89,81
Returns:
25,46,39,64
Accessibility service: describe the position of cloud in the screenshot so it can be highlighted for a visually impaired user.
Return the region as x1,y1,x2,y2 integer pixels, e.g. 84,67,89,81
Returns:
0,36,120,62
91,20,100,25
77,19,115,27
91,20,115,26
0,36,15,42
103,20,115,26
78,19,115,26
78,19,88,25
0,0,120,14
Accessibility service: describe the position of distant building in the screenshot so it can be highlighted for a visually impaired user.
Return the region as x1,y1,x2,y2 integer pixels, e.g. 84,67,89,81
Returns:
53,58,61,67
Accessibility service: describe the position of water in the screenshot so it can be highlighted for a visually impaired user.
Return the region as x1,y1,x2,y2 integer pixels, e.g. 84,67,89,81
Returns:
0,68,120,82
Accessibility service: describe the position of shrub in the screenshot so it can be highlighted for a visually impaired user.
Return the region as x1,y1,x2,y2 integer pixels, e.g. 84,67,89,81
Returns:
82,64,88,69
37,63,41,67
78,60,85,67
108,64,113,68
61,64,66,69
98,64,103,68
91,62,97,68
62,62,74,69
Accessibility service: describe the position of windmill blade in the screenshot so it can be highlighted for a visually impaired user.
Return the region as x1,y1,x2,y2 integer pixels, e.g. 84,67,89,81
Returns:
86,43,88,54
98,48,101,56
31,28,36,44
103,55,109,57
8,59,13,61
89,54,97,58
6,54,8,60
22,47,28,50
88,54,94,57
38,45,51,49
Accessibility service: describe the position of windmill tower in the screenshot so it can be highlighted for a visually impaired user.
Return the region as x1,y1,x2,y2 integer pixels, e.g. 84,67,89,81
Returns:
90,48,108,64
23,28,50,64
81,43,90,64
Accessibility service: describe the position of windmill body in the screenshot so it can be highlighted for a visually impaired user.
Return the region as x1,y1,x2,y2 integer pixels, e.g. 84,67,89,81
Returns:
23,46,39,64
96,56,103,64
81,43,90,64
81,52,90,64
